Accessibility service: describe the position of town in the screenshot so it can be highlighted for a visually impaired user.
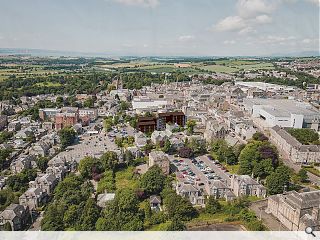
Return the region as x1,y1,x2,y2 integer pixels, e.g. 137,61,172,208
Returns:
0,55,319,231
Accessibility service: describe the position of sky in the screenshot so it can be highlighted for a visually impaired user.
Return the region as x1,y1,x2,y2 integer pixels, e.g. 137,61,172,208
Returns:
0,0,319,56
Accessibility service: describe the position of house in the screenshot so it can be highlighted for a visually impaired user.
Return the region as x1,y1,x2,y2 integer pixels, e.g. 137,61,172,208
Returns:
206,180,235,201
97,192,115,208
148,151,170,175
19,188,48,210
8,121,21,132
29,174,59,195
79,108,98,121
176,182,205,206
150,130,172,146
0,115,8,130
150,195,161,211
230,175,267,198
0,204,30,231
46,165,67,181
204,119,228,142
134,132,147,148
0,176,7,190
10,155,36,174
266,190,320,230
30,141,51,157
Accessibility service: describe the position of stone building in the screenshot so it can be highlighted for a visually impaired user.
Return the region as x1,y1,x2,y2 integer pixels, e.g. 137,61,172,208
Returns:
270,126,320,164
230,175,267,198
266,190,320,230
148,151,170,175
0,204,30,231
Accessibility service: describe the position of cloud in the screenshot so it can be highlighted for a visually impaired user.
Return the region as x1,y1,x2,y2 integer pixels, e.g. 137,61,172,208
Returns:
213,0,274,34
178,35,195,42
112,0,159,8
257,35,296,44
237,0,275,18
305,0,320,6
223,40,236,45
255,14,272,24
214,16,246,32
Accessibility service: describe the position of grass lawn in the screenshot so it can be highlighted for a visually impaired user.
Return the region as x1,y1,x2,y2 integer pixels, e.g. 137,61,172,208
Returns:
34,82,62,87
223,164,240,174
115,166,139,190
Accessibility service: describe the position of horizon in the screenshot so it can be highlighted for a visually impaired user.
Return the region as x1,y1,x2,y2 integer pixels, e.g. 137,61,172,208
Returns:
0,0,319,56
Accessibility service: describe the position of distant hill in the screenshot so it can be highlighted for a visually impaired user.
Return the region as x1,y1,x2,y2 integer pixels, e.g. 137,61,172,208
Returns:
269,51,320,57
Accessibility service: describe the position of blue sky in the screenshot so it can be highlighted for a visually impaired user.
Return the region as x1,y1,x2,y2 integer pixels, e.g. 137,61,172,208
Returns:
0,0,319,56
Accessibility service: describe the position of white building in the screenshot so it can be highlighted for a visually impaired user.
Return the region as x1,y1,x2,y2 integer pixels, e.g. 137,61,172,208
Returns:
243,98,320,130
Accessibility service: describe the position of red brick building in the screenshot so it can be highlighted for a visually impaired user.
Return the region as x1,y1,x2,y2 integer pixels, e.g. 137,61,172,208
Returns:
137,111,186,133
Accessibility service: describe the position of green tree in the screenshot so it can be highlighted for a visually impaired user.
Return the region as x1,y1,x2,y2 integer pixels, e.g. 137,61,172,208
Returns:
83,97,94,108
140,165,165,196
224,147,238,165
78,157,103,179
58,127,76,149
3,222,12,231
186,120,196,135
298,168,309,183
266,165,291,195
0,148,12,171
206,196,222,214
162,139,172,153
77,198,101,231
35,156,49,172
167,218,186,231
100,151,119,171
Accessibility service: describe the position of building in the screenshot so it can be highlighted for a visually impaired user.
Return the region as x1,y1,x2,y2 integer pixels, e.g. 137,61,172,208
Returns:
0,204,30,231
150,195,161,211
0,115,8,130
243,98,320,130
137,111,186,133
206,180,235,201
266,190,320,231
176,182,205,206
55,112,78,130
29,174,59,195
132,97,168,113
7,121,21,132
151,130,172,146
157,111,186,130
10,155,36,174
97,192,116,208
19,188,48,210
39,108,60,121
270,126,320,164
148,151,170,175
230,175,267,198
137,116,157,133
79,108,98,121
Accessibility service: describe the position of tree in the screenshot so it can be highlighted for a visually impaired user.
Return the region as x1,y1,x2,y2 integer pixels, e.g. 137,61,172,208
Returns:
186,120,196,135
78,157,103,179
100,151,119,171
163,192,197,221
123,150,135,167
96,189,143,231
63,205,80,229
140,165,165,196
35,156,49,172
3,222,12,231
224,147,238,165
162,139,172,153
266,165,291,195
167,218,186,231
83,97,94,108
178,146,193,158
77,198,101,231
0,148,12,171
252,132,268,142
298,168,309,183
58,127,76,149
206,196,222,214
